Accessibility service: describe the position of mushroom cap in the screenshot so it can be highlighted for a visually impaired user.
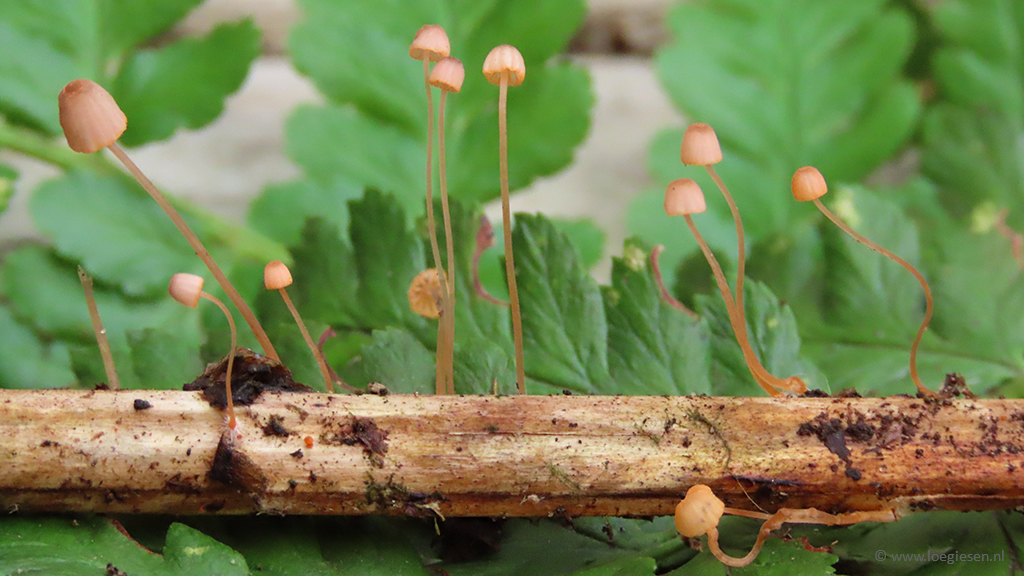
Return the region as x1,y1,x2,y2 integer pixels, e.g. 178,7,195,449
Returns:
674,484,725,538
429,57,465,93
664,178,707,216
791,166,828,202
264,260,293,290
408,269,445,319
409,24,450,61
58,79,127,154
680,123,723,166
483,44,526,87
169,273,204,309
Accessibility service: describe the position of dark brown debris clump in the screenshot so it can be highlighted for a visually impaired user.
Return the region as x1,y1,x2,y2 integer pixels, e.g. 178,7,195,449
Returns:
208,431,269,494
321,416,389,466
184,348,314,410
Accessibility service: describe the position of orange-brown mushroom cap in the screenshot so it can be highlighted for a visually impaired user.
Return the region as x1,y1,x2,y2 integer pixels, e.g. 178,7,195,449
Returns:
675,484,726,538
409,24,450,61
264,260,294,290
791,166,828,202
168,273,204,309
58,79,127,154
430,57,465,93
664,178,708,216
483,44,526,86
680,123,723,166
408,269,445,319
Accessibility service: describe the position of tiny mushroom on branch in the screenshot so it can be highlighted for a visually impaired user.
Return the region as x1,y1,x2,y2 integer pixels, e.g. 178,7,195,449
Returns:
483,43,527,395
169,273,239,432
58,79,279,361
675,484,896,567
408,268,449,394
429,55,465,396
792,166,937,397
410,24,454,395
264,260,335,393
664,178,796,397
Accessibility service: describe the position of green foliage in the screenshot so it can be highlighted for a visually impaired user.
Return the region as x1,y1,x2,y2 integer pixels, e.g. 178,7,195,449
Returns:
282,0,592,215
3,0,1024,575
0,516,249,575
633,0,920,273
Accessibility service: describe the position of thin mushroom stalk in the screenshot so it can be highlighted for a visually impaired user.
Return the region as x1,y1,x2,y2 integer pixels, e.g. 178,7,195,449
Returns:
58,79,278,361
409,25,453,395
264,260,335,393
77,266,119,389
792,166,937,397
679,124,806,394
169,273,238,431
665,178,796,397
430,56,465,395
676,484,896,568
484,44,527,394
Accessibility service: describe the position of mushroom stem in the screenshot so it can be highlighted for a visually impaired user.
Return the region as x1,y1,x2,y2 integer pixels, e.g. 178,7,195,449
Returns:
106,142,278,362
812,198,936,397
707,506,897,567
278,287,334,393
704,166,803,393
77,266,118,390
498,72,527,395
438,89,456,395
199,291,237,431
683,216,785,397
705,166,745,316
421,57,452,395
651,245,699,319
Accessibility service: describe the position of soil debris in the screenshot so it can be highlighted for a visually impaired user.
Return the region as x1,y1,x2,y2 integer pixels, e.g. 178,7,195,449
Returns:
132,399,152,411
262,415,291,437
321,416,389,467
184,349,313,410
208,431,268,494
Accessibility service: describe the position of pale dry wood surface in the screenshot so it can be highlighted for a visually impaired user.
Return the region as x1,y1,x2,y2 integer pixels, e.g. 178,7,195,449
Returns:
3,390,1023,519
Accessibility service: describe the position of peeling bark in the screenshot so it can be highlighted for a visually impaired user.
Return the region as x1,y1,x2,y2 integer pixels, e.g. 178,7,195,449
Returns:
3,389,1024,519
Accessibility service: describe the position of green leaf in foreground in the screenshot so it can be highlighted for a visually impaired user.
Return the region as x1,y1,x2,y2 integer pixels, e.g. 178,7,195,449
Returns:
604,239,710,395
514,214,613,394
443,519,652,576
0,516,248,575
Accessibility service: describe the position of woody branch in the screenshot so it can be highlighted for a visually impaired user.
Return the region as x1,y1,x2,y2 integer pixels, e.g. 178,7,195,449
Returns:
2,390,1023,518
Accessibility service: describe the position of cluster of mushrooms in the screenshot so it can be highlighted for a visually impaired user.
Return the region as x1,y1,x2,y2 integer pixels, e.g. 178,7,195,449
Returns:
58,23,932,566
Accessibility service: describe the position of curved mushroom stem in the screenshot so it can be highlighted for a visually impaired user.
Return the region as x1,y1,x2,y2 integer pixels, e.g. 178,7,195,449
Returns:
438,89,456,395
707,507,897,567
704,166,805,395
107,142,278,362
421,56,452,395
200,292,237,431
812,198,937,397
705,166,745,318
651,245,699,319
78,266,119,390
499,72,526,395
277,287,334,393
684,215,789,397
